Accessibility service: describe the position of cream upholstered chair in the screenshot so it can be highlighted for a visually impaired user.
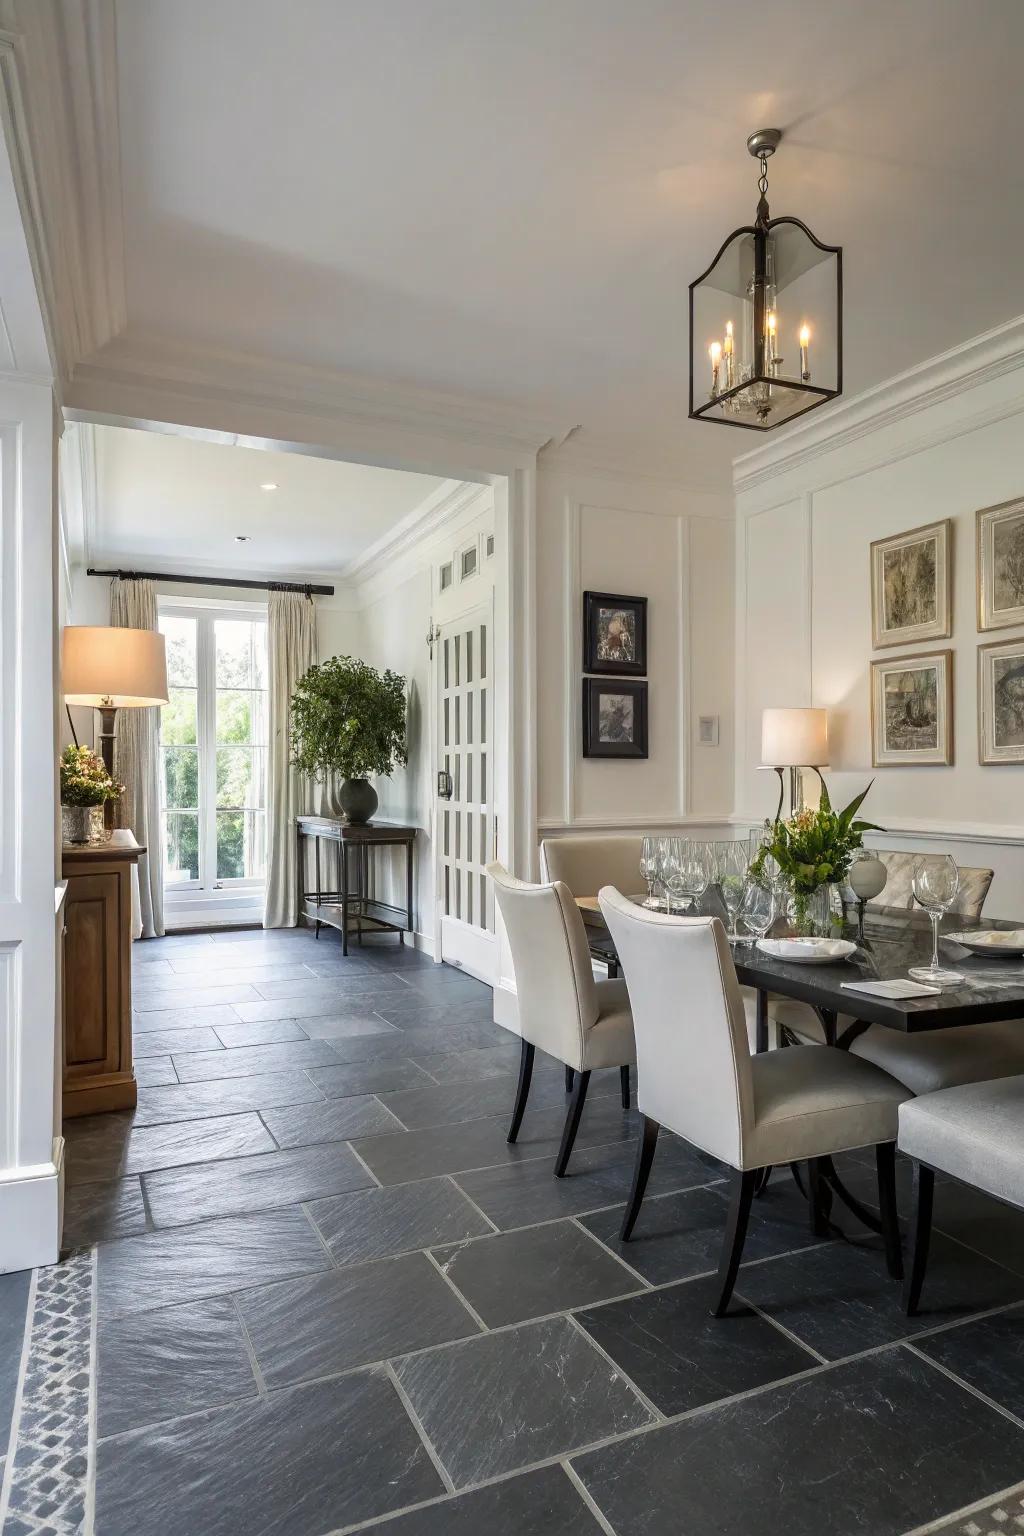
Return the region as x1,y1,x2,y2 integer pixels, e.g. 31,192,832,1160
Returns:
539,835,644,985
487,862,636,1176
900,1075,1024,1313
598,888,909,1316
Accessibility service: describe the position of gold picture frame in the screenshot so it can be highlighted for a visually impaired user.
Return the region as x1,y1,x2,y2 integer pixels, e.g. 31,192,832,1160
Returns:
870,649,953,767
977,496,1024,631
869,519,951,650
978,636,1024,765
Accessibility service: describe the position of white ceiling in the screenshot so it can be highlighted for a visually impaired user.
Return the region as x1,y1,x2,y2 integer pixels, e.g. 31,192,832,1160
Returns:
109,0,1024,485
87,425,447,577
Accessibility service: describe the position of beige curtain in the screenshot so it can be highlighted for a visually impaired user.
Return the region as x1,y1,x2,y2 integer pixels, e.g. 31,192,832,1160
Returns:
109,577,164,937
264,590,318,927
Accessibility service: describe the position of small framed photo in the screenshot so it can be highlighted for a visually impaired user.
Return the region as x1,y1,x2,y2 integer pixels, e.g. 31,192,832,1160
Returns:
870,519,951,649
870,650,953,767
978,637,1024,764
583,678,648,758
977,497,1024,631
583,591,647,676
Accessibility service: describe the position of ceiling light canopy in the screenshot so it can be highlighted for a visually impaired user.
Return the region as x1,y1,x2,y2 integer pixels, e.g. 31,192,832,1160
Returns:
260,482,278,491
689,130,842,432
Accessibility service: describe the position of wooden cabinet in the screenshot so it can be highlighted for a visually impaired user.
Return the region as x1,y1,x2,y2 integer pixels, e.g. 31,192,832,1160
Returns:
61,843,142,1117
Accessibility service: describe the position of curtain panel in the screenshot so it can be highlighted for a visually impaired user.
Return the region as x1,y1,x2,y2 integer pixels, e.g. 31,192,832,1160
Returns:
109,577,164,938
264,591,318,927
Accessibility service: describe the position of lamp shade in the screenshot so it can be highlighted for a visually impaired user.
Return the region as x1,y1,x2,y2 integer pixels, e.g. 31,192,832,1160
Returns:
62,626,169,707
761,707,829,767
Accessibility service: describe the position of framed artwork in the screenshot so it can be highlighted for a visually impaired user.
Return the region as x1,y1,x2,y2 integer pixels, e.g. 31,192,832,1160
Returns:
977,497,1024,631
583,678,648,758
870,650,953,767
978,637,1024,764
583,591,647,676
870,519,951,649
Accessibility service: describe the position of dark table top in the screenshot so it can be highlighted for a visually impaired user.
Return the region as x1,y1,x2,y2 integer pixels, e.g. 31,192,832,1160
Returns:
296,817,417,843
579,898,1024,1033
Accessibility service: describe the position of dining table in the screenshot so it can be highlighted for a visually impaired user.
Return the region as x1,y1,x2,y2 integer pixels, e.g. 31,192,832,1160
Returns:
576,891,1024,1233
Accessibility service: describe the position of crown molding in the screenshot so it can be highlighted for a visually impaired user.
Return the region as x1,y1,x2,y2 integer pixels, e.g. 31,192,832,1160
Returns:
540,434,732,503
0,1,126,384
340,478,489,584
68,331,575,463
733,314,1024,495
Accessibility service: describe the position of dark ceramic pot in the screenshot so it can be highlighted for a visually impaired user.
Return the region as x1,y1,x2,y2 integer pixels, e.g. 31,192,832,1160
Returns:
338,777,378,825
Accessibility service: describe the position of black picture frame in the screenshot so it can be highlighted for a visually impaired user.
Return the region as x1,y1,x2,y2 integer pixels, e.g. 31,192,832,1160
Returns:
583,678,648,759
583,591,647,676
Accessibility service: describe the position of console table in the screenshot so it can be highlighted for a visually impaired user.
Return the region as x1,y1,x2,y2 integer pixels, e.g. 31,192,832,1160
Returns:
61,841,143,1117
296,817,416,955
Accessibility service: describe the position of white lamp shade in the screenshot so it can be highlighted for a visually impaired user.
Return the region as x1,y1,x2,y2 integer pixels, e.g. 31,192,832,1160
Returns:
762,707,829,767
62,626,169,707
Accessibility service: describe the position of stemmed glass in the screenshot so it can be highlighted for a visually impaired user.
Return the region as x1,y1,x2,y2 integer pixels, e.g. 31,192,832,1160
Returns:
715,843,748,943
678,840,710,912
908,855,964,986
640,836,660,909
739,879,775,945
659,838,684,913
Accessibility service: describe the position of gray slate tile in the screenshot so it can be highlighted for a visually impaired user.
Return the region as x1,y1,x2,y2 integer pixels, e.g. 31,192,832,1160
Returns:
409,1042,521,1084
435,1221,641,1327
260,1095,403,1147
572,1347,1024,1536
143,1141,375,1228
0,1270,31,1452
65,1111,275,1185
252,974,412,1002
132,1056,178,1086
211,1019,310,1048
97,1208,332,1318
308,1177,494,1265
911,1304,1024,1419
307,1059,434,1099
378,1069,618,1131
394,1315,654,1488
353,1465,605,1535
135,1025,224,1056
132,1004,240,1033
62,1177,148,1248
137,962,315,990
316,1020,502,1064
172,1039,343,1082
232,995,404,1027
134,982,261,1010
133,1073,325,1126
94,1369,443,1536
98,1297,258,1438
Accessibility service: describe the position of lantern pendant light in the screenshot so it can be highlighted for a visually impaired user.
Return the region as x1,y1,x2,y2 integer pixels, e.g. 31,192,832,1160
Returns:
689,129,842,431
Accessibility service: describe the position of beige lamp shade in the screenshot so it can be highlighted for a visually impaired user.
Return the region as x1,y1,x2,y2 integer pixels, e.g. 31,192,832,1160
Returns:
761,707,829,767
62,626,169,707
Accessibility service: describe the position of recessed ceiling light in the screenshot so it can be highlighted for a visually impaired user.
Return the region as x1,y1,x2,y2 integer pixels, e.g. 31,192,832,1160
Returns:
235,535,251,543
260,482,278,491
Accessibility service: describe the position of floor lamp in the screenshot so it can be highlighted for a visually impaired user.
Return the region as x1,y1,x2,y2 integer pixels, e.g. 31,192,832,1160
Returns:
62,627,169,817
761,707,829,820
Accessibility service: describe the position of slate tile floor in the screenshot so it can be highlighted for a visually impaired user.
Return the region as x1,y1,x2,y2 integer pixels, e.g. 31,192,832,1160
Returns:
5,927,1024,1534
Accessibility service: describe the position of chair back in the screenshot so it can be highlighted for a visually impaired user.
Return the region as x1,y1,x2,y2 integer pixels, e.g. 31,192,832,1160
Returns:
487,862,599,1067
874,852,993,920
599,887,753,1168
540,835,644,899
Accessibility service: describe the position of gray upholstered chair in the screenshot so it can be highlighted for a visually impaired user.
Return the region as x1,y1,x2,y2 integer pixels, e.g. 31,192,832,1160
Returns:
899,1075,1024,1314
598,888,909,1316
487,862,636,1176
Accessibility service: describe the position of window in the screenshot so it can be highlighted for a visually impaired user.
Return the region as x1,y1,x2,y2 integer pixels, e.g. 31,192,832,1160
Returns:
158,605,268,894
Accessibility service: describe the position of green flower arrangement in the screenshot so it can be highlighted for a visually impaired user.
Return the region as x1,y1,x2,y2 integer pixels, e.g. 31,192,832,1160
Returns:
59,745,123,807
751,780,883,933
290,656,408,782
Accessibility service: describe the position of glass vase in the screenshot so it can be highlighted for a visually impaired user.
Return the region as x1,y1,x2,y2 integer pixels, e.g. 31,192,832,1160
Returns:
790,883,842,938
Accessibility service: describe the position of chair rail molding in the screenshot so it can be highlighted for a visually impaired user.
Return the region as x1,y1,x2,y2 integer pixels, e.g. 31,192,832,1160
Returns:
733,313,1024,500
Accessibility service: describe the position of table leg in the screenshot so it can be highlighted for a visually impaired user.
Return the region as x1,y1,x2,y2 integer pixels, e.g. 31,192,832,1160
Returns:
405,838,413,945
342,843,349,957
296,824,304,929
314,837,321,939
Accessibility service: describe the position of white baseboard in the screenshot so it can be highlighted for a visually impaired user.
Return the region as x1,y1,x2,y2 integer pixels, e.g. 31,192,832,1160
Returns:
0,1138,64,1273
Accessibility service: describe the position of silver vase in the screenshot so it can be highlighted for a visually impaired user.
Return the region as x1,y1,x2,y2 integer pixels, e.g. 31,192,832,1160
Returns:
62,804,105,844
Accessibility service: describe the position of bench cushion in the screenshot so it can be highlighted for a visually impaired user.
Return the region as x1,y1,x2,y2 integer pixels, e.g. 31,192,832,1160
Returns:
898,1075,1024,1209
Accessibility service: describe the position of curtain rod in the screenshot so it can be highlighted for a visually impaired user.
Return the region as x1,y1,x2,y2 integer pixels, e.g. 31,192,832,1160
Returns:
86,568,334,596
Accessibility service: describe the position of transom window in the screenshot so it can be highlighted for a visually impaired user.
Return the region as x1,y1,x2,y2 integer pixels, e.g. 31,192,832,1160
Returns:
158,604,268,892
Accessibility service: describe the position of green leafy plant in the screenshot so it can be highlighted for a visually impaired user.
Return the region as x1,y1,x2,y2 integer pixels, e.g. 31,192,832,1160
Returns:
750,780,884,931
290,656,408,782
59,745,123,807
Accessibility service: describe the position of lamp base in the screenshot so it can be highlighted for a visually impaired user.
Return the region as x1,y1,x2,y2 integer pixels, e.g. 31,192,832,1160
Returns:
98,704,118,832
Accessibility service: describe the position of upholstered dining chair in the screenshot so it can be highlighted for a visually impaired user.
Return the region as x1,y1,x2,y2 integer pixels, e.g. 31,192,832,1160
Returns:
487,862,636,1176
899,1075,1024,1314
598,888,910,1316
540,835,644,986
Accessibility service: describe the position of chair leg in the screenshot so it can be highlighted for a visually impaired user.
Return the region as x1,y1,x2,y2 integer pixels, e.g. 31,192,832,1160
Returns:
807,1158,829,1238
903,1161,935,1316
712,1169,756,1318
507,1039,535,1144
620,1064,631,1110
876,1142,903,1281
554,1069,591,1177
564,1064,574,1093
620,1116,660,1240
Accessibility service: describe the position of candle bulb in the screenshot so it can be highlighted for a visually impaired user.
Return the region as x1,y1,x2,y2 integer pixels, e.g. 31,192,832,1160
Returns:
708,340,722,397
766,310,778,373
724,320,734,388
799,324,811,381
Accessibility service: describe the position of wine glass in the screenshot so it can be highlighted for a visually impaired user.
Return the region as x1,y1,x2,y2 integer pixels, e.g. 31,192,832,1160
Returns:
908,855,964,986
640,836,660,909
739,879,775,945
660,838,684,912
715,843,748,944
678,840,710,912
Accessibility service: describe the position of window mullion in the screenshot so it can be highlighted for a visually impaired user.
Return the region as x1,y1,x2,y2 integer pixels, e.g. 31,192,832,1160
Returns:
199,614,218,889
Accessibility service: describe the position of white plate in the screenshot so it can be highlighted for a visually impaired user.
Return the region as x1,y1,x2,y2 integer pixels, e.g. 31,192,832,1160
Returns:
948,929,1024,957
757,937,858,965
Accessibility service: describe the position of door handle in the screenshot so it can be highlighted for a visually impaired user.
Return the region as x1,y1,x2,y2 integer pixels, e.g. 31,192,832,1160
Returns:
437,770,453,800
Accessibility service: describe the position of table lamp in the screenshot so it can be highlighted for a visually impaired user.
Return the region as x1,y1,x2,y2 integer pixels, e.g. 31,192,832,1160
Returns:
62,626,169,779
761,707,829,820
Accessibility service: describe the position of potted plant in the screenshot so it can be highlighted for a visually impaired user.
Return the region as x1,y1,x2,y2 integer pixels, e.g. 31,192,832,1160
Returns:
59,745,124,844
290,655,408,824
750,780,883,936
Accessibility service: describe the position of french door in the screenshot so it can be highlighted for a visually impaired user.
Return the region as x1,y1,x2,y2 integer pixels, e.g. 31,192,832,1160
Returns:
435,600,498,982
158,604,268,909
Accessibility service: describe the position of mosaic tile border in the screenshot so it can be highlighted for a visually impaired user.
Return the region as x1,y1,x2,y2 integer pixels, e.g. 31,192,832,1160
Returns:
0,1248,95,1535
